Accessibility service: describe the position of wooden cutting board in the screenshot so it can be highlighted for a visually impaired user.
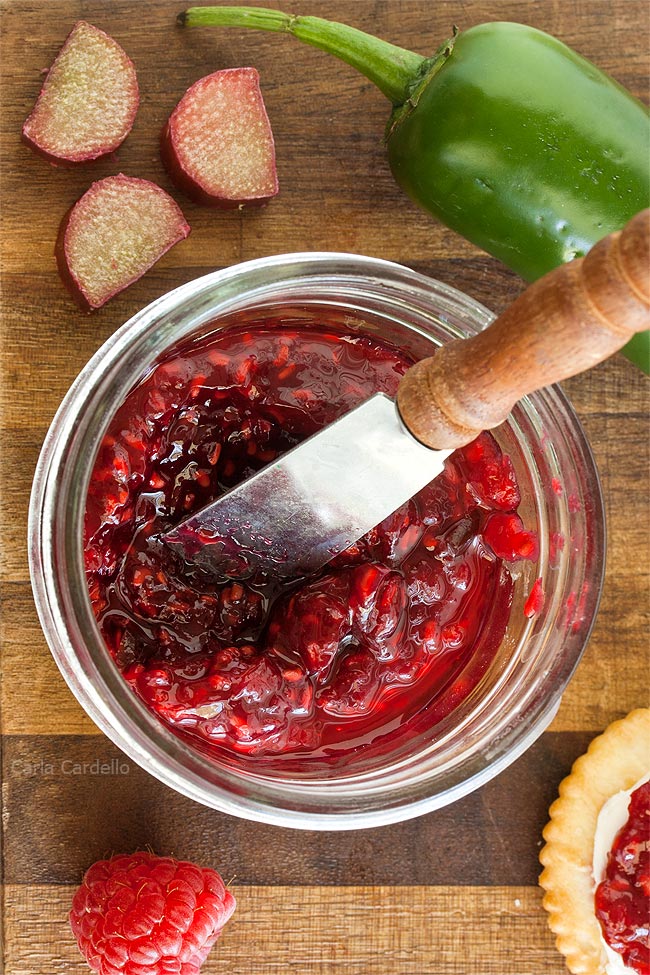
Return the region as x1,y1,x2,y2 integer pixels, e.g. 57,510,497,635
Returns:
1,1,648,972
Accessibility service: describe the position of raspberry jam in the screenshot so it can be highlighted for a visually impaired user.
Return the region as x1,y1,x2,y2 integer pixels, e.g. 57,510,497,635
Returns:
595,781,650,974
85,318,537,759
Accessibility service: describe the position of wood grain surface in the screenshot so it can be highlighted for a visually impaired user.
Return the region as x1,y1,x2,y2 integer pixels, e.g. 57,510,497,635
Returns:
1,2,648,973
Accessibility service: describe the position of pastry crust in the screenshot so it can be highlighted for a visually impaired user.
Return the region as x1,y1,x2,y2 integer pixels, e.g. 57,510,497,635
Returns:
539,708,650,975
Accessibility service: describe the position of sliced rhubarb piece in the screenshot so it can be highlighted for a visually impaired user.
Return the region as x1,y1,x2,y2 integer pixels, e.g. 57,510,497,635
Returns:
160,67,279,208
55,174,190,310
22,21,139,165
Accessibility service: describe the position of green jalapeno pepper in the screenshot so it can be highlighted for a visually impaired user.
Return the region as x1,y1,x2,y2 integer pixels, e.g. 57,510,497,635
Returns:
181,7,650,371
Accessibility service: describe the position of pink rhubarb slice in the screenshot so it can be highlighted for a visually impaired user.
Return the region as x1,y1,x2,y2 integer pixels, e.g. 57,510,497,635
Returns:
22,21,139,164
160,67,279,208
56,174,190,310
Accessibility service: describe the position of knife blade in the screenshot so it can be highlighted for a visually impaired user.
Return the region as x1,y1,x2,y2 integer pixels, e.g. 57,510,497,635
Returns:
163,393,450,578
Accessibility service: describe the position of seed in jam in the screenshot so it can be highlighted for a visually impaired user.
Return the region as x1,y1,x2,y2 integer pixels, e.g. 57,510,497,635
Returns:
85,318,537,759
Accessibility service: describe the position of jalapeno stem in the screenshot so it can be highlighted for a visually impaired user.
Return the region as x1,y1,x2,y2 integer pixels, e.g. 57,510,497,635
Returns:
180,6,425,105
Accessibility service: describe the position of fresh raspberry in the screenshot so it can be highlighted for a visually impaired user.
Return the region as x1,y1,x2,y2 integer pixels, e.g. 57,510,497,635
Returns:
69,851,236,975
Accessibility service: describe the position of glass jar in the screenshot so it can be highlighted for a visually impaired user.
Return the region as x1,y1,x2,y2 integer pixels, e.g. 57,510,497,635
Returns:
28,253,604,829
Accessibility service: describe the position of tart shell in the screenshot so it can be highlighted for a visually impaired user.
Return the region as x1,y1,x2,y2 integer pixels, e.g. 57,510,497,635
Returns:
539,708,650,974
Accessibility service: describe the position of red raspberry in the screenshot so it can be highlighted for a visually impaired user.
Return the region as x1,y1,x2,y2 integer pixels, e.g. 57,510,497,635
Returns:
69,851,236,975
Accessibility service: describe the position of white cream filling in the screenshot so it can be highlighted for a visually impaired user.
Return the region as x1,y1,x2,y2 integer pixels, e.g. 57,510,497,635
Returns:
592,773,649,975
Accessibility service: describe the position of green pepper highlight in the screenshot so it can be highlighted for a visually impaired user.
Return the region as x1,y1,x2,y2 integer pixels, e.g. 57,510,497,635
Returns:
180,7,650,372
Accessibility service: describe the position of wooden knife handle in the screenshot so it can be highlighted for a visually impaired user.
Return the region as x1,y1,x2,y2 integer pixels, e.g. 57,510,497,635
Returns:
397,208,650,449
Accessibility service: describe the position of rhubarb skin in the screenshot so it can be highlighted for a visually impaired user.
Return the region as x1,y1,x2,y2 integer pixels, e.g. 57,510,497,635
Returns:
55,175,190,311
160,67,279,208
22,21,139,165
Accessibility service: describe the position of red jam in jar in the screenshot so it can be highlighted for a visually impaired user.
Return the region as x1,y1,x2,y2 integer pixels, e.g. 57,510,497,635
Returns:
595,780,650,974
84,319,537,758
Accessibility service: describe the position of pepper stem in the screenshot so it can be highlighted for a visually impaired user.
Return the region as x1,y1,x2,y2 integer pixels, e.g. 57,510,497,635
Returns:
180,6,426,105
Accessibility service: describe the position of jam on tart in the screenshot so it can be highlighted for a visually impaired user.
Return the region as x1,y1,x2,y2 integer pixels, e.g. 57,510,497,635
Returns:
540,709,650,975
595,780,650,974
